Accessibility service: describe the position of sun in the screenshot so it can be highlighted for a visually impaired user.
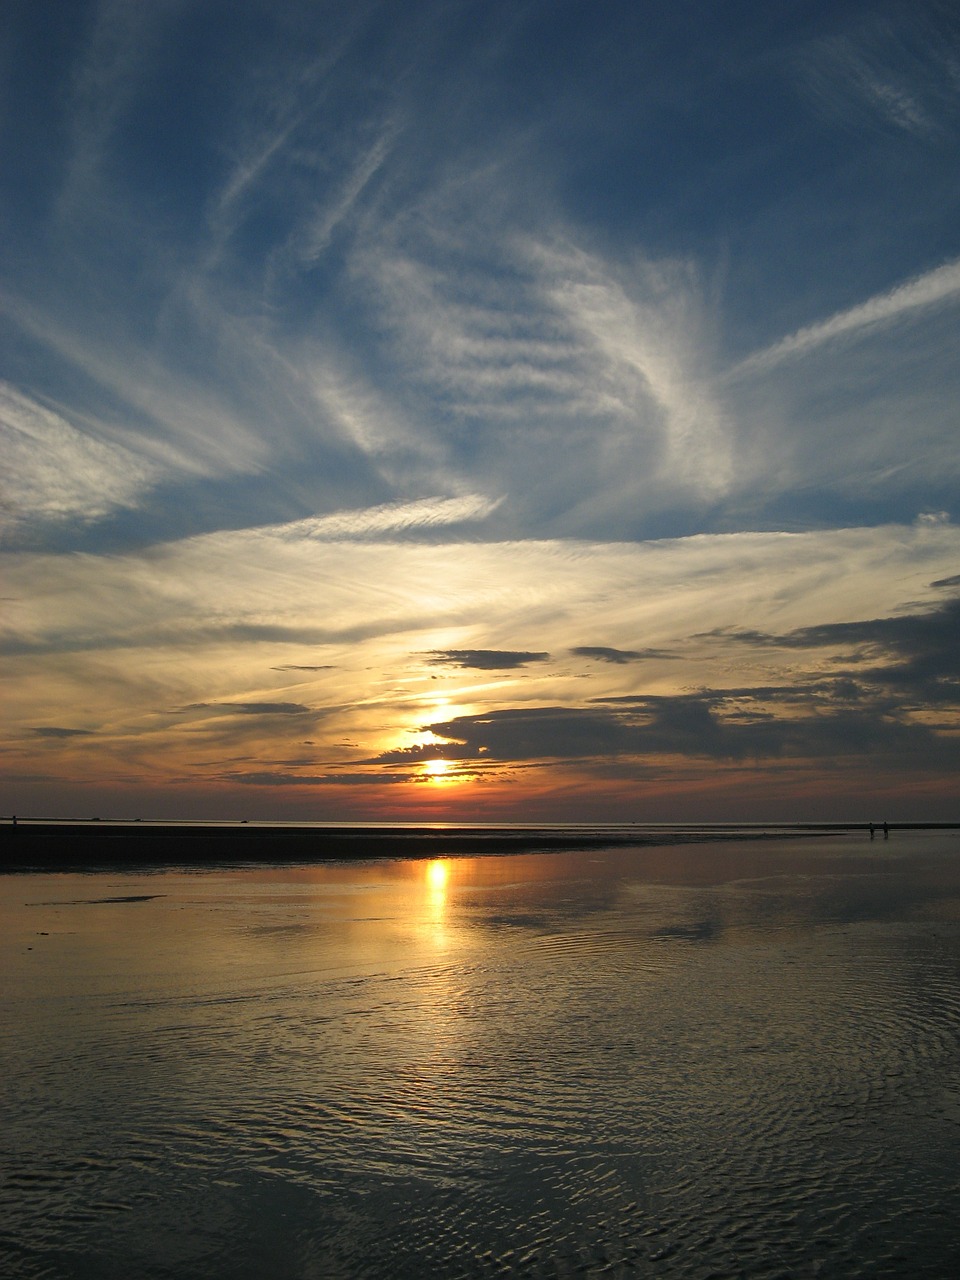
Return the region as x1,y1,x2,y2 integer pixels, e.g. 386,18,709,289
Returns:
423,758,451,780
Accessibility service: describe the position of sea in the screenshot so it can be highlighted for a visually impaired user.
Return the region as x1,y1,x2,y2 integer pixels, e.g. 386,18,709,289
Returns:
2,827,960,1278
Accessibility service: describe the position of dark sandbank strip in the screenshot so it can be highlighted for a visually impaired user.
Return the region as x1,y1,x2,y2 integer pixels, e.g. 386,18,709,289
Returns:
2,821,647,872
0,818,926,872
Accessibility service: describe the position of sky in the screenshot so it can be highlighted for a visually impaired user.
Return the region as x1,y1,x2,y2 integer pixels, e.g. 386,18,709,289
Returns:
2,0,959,824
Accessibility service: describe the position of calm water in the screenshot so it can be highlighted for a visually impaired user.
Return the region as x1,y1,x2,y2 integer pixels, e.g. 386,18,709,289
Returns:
3,832,960,1278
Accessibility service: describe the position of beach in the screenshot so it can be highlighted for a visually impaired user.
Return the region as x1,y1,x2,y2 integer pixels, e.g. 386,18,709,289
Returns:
0,818,918,873
3,827,960,1277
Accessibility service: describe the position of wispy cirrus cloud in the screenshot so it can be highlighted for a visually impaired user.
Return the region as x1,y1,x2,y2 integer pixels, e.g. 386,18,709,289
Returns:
0,293,271,479
55,0,173,225
797,13,959,140
303,354,454,494
271,494,502,541
8,1,953,554
350,214,733,532
0,382,161,537
532,240,732,500
5,519,958,663
728,257,960,380
296,125,400,265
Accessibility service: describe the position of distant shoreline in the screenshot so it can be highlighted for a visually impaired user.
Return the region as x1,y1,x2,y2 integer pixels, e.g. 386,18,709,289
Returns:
2,819,957,872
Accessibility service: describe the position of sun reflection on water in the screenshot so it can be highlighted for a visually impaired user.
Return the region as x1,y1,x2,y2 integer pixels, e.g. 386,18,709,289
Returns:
426,858,449,916
420,857,454,954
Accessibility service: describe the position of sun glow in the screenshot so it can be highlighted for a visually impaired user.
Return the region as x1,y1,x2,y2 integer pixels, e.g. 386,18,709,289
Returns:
424,758,451,780
425,858,449,929
426,859,449,892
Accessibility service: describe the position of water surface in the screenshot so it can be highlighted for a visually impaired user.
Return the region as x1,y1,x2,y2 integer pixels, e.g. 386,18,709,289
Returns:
3,831,960,1277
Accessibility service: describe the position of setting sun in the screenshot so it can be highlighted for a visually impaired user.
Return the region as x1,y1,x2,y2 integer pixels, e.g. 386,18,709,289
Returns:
424,758,451,780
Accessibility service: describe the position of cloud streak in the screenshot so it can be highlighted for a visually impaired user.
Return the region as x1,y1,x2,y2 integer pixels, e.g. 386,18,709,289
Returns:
424,649,550,670
271,494,503,541
572,646,673,664
31,727,96,739
728,258,960,380
1,382,161,537
184,702,315,717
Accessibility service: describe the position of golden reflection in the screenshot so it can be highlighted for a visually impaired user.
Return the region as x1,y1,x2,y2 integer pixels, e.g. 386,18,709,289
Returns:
427,858,449,892
425,858,450,934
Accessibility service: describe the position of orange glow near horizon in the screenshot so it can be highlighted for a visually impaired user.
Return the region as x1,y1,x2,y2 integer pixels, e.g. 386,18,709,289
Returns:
423,757,465,785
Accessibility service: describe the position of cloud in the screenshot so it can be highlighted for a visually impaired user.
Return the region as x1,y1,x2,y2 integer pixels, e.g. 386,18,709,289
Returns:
297,125,399,264
572,646,673,664
230,770,413,787
55,0,173,224
593,679,863,710
533,240,733,499
270,664,336,672
303,357,454,494
416,693,958,770
31,726,95,738
351,218,733,532
728,258,960,380
366,742,453,764
0,382,161,536
7,3,953,560
1,294,273,481
4,522,959,675
712,594,959,655
705,596,960,706
0,621,398,658
228,702,313,716
424,706,637,761
400,592,960,769
269,494,503,541
4,491,960,816
797,17,958,140
186,702,314,717
424,649,550,670
206,7,399,265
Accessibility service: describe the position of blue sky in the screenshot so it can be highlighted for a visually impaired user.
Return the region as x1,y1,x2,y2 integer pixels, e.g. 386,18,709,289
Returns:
2,0,959,821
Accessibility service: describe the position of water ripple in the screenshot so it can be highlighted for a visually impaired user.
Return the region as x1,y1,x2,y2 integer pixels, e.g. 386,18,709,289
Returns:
4,850,960,1277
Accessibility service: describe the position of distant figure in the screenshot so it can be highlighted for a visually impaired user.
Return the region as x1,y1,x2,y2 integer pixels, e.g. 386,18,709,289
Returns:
869,822,875,839
883,821,889,839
